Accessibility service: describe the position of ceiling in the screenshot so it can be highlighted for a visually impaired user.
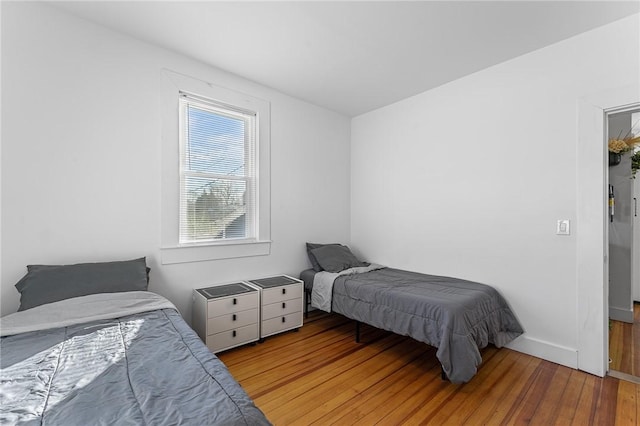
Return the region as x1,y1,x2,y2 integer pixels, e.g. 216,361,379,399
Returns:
51,1,640,117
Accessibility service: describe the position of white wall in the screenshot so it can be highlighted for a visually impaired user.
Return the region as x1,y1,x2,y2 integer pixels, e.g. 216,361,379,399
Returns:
1,2,351,319
351,14,640,368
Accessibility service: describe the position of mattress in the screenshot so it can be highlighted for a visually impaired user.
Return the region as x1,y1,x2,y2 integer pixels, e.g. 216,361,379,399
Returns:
0,292,270,425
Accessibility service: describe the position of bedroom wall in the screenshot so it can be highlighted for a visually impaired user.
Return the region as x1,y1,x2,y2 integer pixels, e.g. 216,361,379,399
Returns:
0,2,351,319
351,14,640,368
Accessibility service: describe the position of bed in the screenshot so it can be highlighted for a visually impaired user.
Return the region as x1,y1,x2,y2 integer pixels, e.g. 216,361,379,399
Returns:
302,243,524,384
0,258,270,425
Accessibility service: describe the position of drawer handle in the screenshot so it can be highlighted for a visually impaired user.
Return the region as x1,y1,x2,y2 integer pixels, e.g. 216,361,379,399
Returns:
232,330,237,338
282,288,286,295
232,314,237,321
282,302,286,309
282,317,286,323
233,298,237,305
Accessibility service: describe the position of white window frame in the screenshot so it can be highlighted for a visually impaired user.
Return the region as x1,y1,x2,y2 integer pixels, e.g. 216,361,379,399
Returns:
161,70,271,264
178,93,256,244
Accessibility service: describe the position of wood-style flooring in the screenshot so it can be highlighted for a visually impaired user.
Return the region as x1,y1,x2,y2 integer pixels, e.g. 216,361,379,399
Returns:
609,302,640,378
218,311,640,425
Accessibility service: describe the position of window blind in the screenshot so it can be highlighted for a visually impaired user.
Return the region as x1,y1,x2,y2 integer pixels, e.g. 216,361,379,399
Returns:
178,92,257,243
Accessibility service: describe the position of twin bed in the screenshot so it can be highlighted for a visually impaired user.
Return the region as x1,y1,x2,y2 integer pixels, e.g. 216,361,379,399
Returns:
302,243,524,384
0,258,270,425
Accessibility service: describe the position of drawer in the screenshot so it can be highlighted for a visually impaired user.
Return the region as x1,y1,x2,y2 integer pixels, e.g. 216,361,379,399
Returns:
262,299,301,320
261,312,302,337
262,284,302,305
207,292,258,318
206,323,259,353
207,308,259,335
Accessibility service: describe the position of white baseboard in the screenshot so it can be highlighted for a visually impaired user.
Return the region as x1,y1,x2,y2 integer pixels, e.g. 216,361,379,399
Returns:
609,306,634,323
506,335,578,370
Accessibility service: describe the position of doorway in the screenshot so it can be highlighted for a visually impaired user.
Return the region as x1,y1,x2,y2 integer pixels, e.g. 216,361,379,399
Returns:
576,88,639,378
607,107,640,380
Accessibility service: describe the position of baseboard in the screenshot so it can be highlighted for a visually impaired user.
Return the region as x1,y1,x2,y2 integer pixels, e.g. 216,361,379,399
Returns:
608,370,640,384
609,306,634,323
506,335,578,369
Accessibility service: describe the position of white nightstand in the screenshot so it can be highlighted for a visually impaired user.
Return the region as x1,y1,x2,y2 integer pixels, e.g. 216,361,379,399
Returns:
192,282,259,353
247,275,304,339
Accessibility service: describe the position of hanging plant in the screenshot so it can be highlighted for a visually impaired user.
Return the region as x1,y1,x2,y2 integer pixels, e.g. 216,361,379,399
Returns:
608,132,640,176
608,135,640,156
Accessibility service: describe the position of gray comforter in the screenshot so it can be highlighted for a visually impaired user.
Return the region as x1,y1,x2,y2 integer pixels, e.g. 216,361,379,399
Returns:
0,292,270,425
327,268,523,383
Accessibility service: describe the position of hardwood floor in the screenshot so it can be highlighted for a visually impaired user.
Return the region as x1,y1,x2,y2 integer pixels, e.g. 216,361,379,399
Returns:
219,311,640,425
609,302,640,377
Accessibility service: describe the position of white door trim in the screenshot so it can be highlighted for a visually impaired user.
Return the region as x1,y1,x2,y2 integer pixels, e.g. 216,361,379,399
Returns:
577,86,640,376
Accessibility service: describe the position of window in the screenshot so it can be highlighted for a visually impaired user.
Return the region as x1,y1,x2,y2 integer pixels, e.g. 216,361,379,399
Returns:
161,70,271,264
179,93,256,244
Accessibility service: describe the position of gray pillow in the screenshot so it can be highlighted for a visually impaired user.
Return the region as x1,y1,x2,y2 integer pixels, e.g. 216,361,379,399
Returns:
15,257,149,311
309,245,367,273
306,242,342,272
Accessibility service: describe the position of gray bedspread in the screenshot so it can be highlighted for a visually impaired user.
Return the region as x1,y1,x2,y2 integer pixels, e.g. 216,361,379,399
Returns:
0,294,270,425
329,268,523,383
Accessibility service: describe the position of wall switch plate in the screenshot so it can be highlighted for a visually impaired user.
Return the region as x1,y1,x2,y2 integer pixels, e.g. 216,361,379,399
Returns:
557,219,570,235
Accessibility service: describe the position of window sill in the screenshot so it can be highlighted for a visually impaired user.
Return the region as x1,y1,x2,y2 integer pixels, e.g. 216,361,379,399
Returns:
161,240,271,265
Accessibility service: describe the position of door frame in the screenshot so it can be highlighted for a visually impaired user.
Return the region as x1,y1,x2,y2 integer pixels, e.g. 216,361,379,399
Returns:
577,87,640,377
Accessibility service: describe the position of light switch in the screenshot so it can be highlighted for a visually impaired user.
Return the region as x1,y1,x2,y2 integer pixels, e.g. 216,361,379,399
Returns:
556,219,570,235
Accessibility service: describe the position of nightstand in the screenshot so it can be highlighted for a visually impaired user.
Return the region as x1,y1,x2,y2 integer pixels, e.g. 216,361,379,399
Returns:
192,282,259,353
248,275,304,339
